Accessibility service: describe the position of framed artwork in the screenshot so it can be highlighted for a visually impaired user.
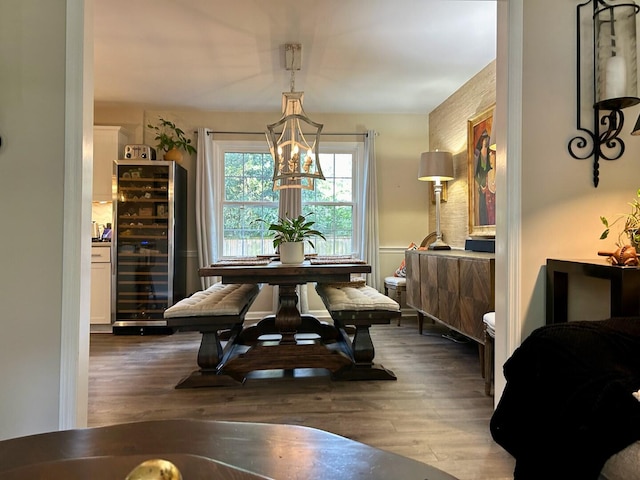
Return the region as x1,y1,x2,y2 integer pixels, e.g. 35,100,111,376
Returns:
467,104,496,237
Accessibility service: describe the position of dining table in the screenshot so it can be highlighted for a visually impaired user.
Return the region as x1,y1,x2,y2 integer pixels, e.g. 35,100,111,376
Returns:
198,256,378,382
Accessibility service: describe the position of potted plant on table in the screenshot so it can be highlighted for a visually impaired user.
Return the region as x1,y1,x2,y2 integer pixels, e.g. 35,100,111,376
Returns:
598,188,640,265
257,213,326,264
147,117,196,163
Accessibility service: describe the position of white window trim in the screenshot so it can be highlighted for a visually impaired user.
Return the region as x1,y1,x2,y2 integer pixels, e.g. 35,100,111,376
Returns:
212,139,364,259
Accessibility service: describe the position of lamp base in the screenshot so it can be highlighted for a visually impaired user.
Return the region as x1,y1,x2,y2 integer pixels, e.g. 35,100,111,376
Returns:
428,239,451,250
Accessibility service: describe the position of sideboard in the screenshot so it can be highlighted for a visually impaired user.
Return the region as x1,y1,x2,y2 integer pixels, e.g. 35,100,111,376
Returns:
405,249,495,344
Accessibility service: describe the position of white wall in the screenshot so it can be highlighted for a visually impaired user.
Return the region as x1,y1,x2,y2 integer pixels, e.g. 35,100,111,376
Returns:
494,0,640,399
519,0,640,332
0,0,90,439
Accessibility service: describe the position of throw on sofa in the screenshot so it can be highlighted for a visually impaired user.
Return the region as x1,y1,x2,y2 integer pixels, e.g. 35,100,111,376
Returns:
490,317,640,480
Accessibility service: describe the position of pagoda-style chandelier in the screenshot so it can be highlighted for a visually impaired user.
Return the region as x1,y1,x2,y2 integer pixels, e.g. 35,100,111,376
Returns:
266,43,324,190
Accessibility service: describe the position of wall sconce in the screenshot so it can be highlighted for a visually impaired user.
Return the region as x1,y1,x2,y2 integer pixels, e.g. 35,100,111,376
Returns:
418,151,454,250
568,0,640,187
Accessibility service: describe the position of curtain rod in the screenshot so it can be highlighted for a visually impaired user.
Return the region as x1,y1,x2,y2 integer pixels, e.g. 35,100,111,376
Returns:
197,130,369,137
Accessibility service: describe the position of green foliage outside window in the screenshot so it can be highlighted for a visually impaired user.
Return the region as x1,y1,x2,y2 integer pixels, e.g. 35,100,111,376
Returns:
222,151,355,257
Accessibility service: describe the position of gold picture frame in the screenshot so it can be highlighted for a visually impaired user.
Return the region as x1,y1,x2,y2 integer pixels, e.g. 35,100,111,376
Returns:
467,104,496,237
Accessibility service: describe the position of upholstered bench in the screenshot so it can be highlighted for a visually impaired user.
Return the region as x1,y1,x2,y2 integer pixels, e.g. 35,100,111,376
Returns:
383,276,406,326
483,311,495,395
164,282,262,387
315,282,401,380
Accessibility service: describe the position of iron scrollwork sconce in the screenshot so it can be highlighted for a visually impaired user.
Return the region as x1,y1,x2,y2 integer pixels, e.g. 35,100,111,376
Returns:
568,0,640,187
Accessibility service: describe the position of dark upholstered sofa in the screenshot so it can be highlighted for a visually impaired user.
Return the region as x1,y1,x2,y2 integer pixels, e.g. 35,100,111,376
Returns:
490,318,640,480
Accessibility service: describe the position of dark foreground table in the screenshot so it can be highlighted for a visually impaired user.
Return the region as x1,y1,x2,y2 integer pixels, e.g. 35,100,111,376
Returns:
0,419,458,480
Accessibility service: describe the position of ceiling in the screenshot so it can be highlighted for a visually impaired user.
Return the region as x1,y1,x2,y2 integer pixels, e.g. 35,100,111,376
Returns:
93,0,496,115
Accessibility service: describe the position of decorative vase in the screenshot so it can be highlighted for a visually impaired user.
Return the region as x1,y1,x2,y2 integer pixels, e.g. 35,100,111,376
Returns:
279,241,304,264
163,147,183,163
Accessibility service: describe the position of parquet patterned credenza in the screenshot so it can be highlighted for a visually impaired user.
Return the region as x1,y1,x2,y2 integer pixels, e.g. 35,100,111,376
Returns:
405,249,495,344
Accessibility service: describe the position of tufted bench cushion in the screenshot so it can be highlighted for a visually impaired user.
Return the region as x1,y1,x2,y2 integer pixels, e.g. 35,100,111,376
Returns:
383,276,407,326
483,311,495,337
316,284,400,312
163,282,262,388
164,283,261,318
383,276,406,288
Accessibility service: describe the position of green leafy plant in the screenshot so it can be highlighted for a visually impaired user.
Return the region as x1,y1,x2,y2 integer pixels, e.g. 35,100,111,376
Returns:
600,188,640,246
146,117,196,155
256,213,326,250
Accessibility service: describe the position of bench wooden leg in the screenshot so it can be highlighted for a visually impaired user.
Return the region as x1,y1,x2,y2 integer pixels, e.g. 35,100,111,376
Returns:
418,311,425,334
197,331,224,369
484,327,494,396
332,322,397,381
175,324,245,388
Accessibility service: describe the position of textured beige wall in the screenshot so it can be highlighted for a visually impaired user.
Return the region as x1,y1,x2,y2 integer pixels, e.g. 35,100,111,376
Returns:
428,61,496,249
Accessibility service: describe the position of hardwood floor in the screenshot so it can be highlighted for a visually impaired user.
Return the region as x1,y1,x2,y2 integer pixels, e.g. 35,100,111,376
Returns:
88,317,515,480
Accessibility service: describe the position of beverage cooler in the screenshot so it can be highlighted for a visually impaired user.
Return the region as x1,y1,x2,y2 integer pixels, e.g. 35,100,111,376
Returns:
111,160,187,334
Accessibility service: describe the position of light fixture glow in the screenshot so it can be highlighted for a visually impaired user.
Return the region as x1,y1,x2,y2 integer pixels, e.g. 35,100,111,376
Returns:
418,151,454,250
266,44,324,191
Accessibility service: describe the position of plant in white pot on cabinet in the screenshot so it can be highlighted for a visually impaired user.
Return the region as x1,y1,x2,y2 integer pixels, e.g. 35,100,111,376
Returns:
258,213,325,264
147,117,196,163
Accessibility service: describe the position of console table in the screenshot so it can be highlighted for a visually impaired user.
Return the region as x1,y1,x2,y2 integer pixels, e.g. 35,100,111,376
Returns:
405,249,495,343
546,258,640,324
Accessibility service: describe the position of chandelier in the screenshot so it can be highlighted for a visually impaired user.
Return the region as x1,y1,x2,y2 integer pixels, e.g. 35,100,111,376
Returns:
266,43,324,190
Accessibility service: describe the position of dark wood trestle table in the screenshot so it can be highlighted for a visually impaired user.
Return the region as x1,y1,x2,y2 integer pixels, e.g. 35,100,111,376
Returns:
198,258,396,383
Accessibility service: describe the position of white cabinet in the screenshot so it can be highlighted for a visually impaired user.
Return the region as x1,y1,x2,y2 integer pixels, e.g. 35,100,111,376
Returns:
90,245,111,325
93,126,131,202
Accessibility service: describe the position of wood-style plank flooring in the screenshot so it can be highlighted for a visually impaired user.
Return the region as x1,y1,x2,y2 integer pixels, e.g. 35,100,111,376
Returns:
88,317,515,480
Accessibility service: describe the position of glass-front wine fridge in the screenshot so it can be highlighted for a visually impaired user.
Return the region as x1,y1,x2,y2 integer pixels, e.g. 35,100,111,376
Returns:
111,160,187,334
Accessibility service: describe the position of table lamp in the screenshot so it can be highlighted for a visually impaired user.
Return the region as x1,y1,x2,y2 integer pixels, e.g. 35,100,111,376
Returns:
418,151,454,250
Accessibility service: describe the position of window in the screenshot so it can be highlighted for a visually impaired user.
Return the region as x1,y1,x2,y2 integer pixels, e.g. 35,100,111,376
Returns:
214,140,363,258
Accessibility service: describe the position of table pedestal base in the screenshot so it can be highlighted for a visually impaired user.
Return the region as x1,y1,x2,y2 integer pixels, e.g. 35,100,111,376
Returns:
220,341,353,381
176,370,245,388
239,314,340,344
333,364,397,381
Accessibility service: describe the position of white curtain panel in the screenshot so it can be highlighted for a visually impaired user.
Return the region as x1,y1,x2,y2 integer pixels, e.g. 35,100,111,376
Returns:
278,184,302,220
361,130,381,290
195,128,218,289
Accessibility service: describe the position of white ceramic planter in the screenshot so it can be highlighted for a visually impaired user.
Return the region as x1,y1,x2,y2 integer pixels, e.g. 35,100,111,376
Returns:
279,241,304,264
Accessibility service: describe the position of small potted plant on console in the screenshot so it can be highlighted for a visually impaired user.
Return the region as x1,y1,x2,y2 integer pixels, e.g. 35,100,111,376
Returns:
598,188,640,265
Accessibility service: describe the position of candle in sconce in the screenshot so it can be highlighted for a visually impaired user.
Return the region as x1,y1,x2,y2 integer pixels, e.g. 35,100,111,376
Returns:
605,55,627,100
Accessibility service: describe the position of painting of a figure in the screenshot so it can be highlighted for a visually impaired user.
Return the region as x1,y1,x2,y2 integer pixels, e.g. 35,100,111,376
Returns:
468,105,496,237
